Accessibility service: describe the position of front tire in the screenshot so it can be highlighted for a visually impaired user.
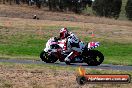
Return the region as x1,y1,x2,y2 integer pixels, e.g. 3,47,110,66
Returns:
40,51,48,62
40,51,58,63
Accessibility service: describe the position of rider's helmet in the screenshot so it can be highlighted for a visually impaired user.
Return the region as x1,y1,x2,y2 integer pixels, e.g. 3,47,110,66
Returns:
60,28,69,39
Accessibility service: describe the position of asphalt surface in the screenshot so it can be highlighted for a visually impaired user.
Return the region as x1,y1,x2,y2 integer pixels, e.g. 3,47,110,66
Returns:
0,59,132,71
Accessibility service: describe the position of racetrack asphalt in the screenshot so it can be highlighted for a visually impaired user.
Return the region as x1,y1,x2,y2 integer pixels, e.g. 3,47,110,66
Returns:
0,59,132,71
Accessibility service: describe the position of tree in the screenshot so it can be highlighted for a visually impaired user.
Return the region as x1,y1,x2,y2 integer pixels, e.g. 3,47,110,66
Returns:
125,0,132,20
16,0,20,4
111,0,122,19
3,0,6,4
9,0,12,5
36,0,42,8
92,0,122,19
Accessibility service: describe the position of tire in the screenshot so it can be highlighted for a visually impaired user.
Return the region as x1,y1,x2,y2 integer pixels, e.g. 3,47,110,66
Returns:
85,50,104,66
65,61,71,65
76,76,87,85
40,51,48,62
95,50,104,65
40,51,58,63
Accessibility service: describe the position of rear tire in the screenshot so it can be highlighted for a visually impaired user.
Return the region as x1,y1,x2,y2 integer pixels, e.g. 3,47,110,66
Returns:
65,61,71,65
85,50,104,66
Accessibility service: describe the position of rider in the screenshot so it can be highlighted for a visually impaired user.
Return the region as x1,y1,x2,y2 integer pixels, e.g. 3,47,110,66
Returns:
58,28,85,63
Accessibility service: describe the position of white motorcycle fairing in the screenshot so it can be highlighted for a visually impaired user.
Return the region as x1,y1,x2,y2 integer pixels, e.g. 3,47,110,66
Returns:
44,37,100,53
44,37,66,52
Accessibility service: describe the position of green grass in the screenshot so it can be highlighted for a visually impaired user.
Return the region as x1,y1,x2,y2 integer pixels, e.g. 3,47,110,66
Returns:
0,26,80,59
0,25,132,65
83,37,132,65
96,41,132,65
0,39,44,57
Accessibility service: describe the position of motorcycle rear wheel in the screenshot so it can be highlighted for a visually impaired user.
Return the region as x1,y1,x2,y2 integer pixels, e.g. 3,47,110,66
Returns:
65,61,71,65
85,50,104,66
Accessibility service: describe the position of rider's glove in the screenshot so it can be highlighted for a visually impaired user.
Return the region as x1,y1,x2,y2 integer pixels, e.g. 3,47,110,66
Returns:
54,37,60,42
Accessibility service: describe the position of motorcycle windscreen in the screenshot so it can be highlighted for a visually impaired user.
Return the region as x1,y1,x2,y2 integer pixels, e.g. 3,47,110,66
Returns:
88,42,100,49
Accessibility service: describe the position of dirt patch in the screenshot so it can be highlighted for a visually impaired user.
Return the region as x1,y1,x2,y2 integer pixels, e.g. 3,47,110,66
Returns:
0,65,76,88
0,16,132,43
0,64,131,88
0,4,132,43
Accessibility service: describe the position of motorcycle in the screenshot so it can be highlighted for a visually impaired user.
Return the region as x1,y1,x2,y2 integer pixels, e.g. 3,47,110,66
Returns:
40,37,104,66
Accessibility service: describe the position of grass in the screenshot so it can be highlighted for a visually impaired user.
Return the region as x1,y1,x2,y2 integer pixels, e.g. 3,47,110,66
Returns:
0,25,80,59
0,18,132,65
0,16,132,65
96,41,132,65
0,62,132,75
119,0,128,20
0,62,132,88
0,3,131,88
0,62,132,76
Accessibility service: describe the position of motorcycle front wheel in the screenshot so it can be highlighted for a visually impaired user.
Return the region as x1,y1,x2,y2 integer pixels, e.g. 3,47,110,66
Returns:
40,51,58,63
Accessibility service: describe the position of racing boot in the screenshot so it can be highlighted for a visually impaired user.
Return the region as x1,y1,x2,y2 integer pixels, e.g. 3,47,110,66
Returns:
65,51,80,65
